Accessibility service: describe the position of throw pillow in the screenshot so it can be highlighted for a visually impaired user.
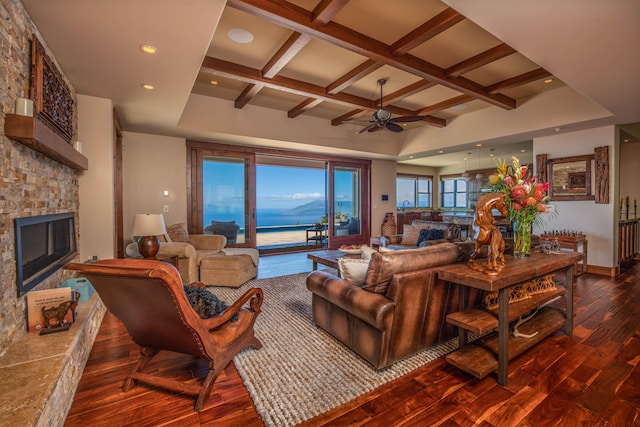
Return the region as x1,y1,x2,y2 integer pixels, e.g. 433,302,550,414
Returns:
416,228,444,247
338,258,370,286
166,223,190,243
360,245,376,260
444,224,459,240
363,243,459,294
183,285,238,321
400,225,425,246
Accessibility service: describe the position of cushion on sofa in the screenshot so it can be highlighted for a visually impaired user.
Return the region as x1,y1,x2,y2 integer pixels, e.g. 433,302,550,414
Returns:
363,243,459,294
338,258,370,286
417,228,443,246
360,245,376,260
400,224,427,246
166,223,190,243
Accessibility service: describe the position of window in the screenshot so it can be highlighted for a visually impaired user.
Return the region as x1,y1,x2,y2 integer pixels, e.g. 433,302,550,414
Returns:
441,178,467,208
396,175,432,208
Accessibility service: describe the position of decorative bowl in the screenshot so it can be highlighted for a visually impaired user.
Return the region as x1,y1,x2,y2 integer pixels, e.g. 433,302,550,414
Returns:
338,247,361,254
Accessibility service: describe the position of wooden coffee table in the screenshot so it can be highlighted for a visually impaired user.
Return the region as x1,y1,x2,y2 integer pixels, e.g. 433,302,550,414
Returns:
307,250,360,273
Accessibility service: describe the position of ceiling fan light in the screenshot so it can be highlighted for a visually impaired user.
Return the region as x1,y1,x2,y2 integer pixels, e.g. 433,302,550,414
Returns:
375,109,391,122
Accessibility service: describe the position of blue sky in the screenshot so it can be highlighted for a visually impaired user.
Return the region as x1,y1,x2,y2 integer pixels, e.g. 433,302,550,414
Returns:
203,161,355,210
256,166,326,209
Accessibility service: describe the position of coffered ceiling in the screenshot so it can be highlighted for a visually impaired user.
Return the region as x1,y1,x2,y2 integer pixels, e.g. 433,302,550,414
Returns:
193,0,561,134
20,0,640,167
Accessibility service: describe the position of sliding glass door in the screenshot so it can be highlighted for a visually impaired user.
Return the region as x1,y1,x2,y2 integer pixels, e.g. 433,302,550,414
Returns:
188,141,369,250
328,161,370,249
189,148,255,247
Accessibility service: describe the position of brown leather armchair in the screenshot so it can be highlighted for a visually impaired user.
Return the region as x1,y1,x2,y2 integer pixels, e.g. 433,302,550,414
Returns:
306,243,482,369
64,259,262,411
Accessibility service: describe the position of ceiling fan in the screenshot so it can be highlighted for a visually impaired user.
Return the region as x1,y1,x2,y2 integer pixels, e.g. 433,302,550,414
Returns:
347,79,426,134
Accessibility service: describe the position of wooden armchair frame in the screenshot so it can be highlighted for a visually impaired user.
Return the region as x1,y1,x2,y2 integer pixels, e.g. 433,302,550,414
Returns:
64,259,263,411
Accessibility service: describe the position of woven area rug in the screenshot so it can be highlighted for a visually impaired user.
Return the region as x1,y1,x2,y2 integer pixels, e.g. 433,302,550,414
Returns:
212,272,459,427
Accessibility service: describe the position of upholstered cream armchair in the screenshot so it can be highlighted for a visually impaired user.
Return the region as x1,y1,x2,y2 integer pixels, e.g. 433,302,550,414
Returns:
157,233,228,285
127,223,227,285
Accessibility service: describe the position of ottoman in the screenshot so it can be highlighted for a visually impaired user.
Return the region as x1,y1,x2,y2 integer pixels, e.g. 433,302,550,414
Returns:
199,250,258,287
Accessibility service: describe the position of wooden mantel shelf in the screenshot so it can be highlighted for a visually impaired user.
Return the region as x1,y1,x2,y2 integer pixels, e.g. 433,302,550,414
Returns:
4,113,88,170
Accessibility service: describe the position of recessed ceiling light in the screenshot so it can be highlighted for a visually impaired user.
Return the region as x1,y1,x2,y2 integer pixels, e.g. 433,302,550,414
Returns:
140,44,157,54
520,149,526,153
544,78,554,84
476,143,483,147
141,84,155,90
409,155,414,159
489,153,495,157
210,80,219,85
438,150,444,154
227,28,254,44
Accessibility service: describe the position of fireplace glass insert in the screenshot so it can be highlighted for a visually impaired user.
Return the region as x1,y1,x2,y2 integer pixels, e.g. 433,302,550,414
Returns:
15,212,77,296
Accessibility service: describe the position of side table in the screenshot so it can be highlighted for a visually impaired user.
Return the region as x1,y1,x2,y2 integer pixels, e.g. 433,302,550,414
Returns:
437,252,580,385
540,234,588,275
306,226,328,247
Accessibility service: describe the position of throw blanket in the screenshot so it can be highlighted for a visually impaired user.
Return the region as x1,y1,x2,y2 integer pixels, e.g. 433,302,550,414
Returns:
222,248,259,266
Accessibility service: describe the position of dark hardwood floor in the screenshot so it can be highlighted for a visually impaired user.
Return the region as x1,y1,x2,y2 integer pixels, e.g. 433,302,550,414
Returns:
64,254,640,426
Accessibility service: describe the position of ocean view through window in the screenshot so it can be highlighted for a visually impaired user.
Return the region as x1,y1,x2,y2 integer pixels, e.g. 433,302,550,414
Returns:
203,160,332,247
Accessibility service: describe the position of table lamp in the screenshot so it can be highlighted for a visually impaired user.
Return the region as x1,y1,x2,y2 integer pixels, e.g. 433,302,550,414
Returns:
131,213,167,258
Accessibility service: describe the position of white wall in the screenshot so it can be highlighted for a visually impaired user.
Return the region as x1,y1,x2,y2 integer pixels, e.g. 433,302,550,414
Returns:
533,126,616,268
77,95,115,261
122,132,187,241
371,160,397,237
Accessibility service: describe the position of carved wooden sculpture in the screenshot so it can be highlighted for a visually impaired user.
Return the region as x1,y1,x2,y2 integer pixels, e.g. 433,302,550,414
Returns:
468,192,508,275
595,145,609,204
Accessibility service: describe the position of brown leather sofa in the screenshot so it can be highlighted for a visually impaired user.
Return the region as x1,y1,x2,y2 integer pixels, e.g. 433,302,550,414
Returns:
380,219,462,250
306,243,483,370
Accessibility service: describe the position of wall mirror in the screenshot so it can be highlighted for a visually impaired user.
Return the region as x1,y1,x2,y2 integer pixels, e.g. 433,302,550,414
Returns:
546,154,595,201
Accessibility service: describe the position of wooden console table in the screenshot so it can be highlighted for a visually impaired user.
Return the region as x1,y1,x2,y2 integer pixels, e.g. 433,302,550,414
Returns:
437,252,581,385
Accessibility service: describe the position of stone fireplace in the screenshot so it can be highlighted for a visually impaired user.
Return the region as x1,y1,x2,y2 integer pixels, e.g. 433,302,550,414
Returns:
0,1,105,425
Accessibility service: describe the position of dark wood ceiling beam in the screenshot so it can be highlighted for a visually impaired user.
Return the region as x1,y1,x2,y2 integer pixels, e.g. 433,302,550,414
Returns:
227,0,516,110
381,80,436,107
262,32,312,79
416,94,474,115
312,0,350,25
326,59,383,95
204,56,377,108
202,56,446,126
486,68,552,94
288,98,323,118
446,43,516,78
234,83,264,108
292,59,381,120
331,109,366,126
390,7,464,55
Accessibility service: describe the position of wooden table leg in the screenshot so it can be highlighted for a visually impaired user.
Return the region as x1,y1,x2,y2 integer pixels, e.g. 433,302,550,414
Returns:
497,286,510,385
458,285,468,350
565,264,574,336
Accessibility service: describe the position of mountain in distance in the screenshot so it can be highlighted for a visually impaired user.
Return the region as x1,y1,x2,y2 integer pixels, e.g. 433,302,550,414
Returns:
282,199,353,216
281,199,326,216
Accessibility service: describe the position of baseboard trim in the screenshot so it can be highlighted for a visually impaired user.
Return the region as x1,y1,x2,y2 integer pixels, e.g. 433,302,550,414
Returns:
586,264,619,277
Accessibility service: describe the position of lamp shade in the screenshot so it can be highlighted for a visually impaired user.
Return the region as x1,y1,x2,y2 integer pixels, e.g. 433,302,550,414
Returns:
131,213,166,237
131,214,166,259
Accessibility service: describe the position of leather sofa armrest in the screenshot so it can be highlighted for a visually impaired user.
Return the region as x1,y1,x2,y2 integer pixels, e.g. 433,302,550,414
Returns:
306,271,394,329
190,234,227,250
379,234,402,247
